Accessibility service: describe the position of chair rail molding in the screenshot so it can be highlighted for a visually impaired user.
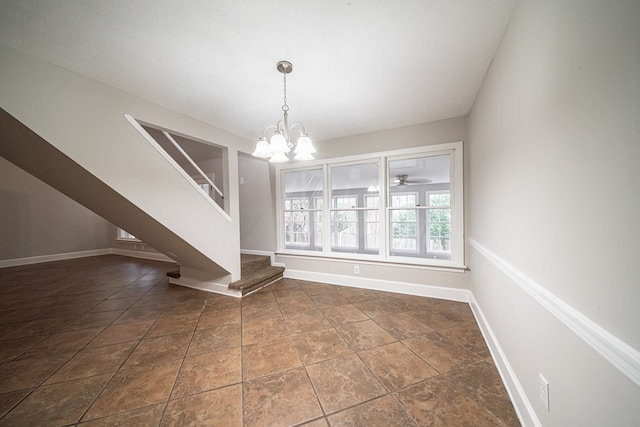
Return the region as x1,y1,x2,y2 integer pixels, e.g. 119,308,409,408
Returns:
468,237,640,388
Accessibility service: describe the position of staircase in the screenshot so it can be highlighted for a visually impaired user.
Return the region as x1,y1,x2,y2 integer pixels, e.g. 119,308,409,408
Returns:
168,254,284,297
228,254,285,296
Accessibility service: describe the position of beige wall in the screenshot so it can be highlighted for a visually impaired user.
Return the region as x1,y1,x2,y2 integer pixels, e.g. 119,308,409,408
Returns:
467,0,640,424
0,156,111,259
316,116,467,159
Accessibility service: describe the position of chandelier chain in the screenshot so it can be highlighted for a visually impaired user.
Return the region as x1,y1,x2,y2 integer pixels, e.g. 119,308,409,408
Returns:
282,72,289,112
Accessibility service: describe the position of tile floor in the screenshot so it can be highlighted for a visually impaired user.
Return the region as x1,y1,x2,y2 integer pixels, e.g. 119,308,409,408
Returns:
0,255,520,426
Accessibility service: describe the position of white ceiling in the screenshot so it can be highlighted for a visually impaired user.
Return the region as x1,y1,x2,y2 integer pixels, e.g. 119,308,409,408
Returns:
0,0,515,143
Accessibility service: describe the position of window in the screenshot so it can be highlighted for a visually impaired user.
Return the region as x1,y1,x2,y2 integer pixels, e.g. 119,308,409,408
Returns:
283,169,323,251
331,196,358,249
427,191,451,254
389,192,418,253
364,195,380,250
277,142,464,268
329,162,380,255
284,198,310,246
117,228,140,241
387,154,452,261
314,197,324,247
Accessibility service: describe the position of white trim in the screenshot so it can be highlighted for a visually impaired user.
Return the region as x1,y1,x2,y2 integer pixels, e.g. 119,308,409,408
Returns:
240,249,285,268
277,141,464,171
169,276,241,298
275,141,465,269
469,237,640,389
0,248,175,269
276,253,467,274
0,249,112,268
283,268,470,302
123,113,231,221
111,248,174,263
469,293,539,427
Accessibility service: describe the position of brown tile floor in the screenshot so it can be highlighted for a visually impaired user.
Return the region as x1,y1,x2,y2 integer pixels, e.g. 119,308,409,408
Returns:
0,255,520,426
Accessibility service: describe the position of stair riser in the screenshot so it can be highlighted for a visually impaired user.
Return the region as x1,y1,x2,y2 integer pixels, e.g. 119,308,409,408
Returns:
241,258,272,276
241,275,283,296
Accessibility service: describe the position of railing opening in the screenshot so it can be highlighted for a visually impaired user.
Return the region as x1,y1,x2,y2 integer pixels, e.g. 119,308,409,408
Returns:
129,119,227,211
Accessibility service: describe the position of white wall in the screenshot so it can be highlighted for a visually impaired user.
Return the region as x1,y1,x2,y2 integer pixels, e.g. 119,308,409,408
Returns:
0,156,111,260
238,153,277,252
467,0,640,425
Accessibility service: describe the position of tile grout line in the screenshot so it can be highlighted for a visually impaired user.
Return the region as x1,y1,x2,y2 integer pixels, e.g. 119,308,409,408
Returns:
75,279,162,425
155,298,208,426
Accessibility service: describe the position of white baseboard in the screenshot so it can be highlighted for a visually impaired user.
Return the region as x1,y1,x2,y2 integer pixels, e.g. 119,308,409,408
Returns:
0,248,175,269
169,276,241,298
469,293,539,427
469,237,640,389
283,268,470,303
111,248,174,263
0,248,112,268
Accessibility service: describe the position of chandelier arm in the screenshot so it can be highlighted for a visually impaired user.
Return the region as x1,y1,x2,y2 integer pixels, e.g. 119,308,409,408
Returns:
260,124,278,139
289,122,308,136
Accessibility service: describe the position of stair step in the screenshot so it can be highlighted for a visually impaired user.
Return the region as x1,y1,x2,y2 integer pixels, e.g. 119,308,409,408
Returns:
240,254,272,276
229,265,285,295
167,254,283,297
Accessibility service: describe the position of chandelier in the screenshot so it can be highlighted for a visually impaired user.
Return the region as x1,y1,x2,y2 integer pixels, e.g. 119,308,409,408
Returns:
252,61,316,162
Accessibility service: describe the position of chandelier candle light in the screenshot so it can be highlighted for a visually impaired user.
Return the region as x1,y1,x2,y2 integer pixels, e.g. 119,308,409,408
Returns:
253,61,316,162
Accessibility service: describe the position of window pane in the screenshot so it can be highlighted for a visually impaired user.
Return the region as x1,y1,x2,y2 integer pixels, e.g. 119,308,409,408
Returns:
331,210,358,249
429,222,451,252
328,162,380,254
390,209,417,252
427,198,451,254
388,155,451,260
365,195,379,251
331,163,379,195
284,211,310,246
332,196,357,209
284,169,323,251
314,197,323,247
429,193,450,207
118,229,138,240
390,193,417,207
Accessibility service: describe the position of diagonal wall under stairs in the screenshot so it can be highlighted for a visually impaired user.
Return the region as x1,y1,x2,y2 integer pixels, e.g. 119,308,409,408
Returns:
0,45,253,284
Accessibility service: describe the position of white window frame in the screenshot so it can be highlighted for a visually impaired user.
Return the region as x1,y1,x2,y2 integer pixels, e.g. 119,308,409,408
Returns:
275,142,464,269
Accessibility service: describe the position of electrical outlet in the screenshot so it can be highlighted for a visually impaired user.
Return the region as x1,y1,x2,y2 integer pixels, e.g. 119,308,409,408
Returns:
354,265,360,274
539,373,549,411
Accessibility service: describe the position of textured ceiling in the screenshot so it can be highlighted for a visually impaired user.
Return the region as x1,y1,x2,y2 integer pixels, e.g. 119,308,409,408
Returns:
0,0,515,143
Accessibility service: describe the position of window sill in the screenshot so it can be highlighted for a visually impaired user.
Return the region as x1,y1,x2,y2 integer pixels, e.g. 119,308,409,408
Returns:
275,251,468,273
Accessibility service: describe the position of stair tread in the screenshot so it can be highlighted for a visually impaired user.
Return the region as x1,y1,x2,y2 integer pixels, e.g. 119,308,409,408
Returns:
229,265,284,291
